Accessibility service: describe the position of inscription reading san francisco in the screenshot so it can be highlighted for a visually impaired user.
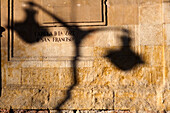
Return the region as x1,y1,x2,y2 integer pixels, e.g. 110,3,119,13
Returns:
35,30,75,42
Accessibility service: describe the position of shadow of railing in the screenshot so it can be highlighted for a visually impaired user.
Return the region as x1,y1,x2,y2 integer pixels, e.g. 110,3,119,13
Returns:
7,2,144,111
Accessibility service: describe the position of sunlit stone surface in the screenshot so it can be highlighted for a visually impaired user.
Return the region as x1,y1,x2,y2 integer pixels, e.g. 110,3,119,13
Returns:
0,0,169,112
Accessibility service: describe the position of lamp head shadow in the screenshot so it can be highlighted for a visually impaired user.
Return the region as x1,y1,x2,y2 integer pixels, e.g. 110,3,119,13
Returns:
0,26,5,37
8,4,49,44
105,31,144,71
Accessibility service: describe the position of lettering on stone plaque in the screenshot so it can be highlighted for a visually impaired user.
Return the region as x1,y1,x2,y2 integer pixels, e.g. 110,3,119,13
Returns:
8,0,107,61
35,30,75,42
34,31,75,37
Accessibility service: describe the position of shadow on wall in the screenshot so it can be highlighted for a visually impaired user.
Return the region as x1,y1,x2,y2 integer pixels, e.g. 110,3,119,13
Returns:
0,27,5,37
105,29,144,71
6,2,145,111
0,26,5,97
9,4,49,43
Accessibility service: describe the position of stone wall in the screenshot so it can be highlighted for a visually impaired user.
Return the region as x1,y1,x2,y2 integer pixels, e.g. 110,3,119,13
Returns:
0,0,169,112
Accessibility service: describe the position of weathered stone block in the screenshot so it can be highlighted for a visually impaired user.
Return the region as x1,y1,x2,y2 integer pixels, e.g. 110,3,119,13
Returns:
114,87,157,111
139,4,162,25
59,68,74,89
59,89,93,109
139,46,163,66
6,68,21,85
139,0,161,5
94,31,113,47
0,88,33,109
76,67,94,86
108,4,138,25
165,24,170,46
163,2,170,24
163,90,170,111
92,88,114,109
21,68,60,87
139,25,163,46
21,68,33,85
31,88,49,109
48,89,67,109
79,32,95,47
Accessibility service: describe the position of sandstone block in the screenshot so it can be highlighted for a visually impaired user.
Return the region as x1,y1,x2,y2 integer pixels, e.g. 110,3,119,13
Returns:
139,46,163,66
108,4,138,25
0,88,33,109
139,0,161,4
163,2,170,23
139,4,162,25
6,68,21,85
165,24,170,46
139,25,163,46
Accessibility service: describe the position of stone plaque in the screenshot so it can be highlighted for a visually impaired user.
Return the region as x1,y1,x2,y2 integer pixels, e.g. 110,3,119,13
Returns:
8,0,107,61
